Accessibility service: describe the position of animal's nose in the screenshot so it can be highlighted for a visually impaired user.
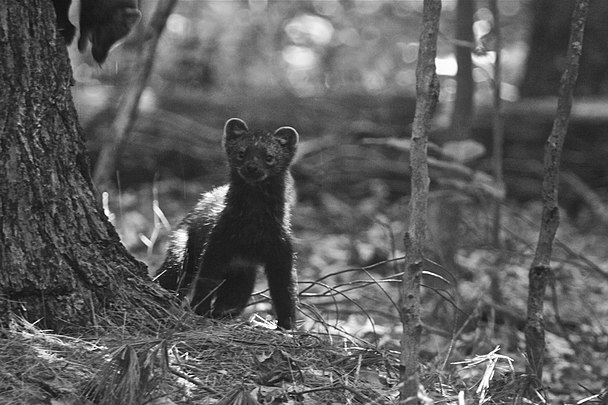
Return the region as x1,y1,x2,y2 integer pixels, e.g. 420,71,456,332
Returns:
245,162,259,173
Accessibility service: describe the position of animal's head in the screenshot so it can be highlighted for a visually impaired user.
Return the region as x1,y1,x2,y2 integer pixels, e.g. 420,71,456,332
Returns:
222,118,299,184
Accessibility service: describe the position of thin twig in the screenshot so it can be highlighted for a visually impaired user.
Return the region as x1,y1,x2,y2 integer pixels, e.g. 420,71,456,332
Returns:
525,0,590,386
168,367,218,394
401,0,441,402
490,0,505,247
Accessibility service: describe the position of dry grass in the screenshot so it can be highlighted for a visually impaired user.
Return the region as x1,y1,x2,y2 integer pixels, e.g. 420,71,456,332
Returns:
0,305,583,405
0,313,402,404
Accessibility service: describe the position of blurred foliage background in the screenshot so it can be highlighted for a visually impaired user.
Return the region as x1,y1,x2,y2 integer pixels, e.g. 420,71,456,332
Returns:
73,0,526,94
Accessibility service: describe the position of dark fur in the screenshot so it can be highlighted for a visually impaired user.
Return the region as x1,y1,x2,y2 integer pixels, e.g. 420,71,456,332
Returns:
53,0,76,43
53,0,140,63
157,119,298,329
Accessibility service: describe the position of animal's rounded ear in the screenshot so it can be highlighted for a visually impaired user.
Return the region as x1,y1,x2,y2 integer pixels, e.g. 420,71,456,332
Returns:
273,126,299,150
223,118,249,144
68,0,81,31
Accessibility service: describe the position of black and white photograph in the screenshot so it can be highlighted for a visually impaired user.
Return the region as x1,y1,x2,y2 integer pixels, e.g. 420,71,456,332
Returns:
1,0,607,403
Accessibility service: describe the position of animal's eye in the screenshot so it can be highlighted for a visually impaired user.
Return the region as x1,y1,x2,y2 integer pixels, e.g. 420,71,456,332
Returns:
237,150,246,160
265,155,276,165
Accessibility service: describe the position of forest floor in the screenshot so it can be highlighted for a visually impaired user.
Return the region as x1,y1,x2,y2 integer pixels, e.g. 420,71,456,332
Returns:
1,177,607,404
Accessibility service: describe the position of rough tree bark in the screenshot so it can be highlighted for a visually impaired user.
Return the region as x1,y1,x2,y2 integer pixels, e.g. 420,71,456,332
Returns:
0,0,173,332
399,0,441,403
525,0,589,388
93,0,178,191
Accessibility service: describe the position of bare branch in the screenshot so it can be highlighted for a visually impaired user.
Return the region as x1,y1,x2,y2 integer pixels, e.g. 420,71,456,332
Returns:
489,0,505,246
400,0,441,402
525,0,590,387
93,0,179,190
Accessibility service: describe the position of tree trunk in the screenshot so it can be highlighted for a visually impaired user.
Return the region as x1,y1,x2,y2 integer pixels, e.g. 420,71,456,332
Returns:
489,0,504,247
451,0,475,140
525,0,589,388
0,0,172,332
400,0,441,402
433,0,475,283
92,0,178,191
